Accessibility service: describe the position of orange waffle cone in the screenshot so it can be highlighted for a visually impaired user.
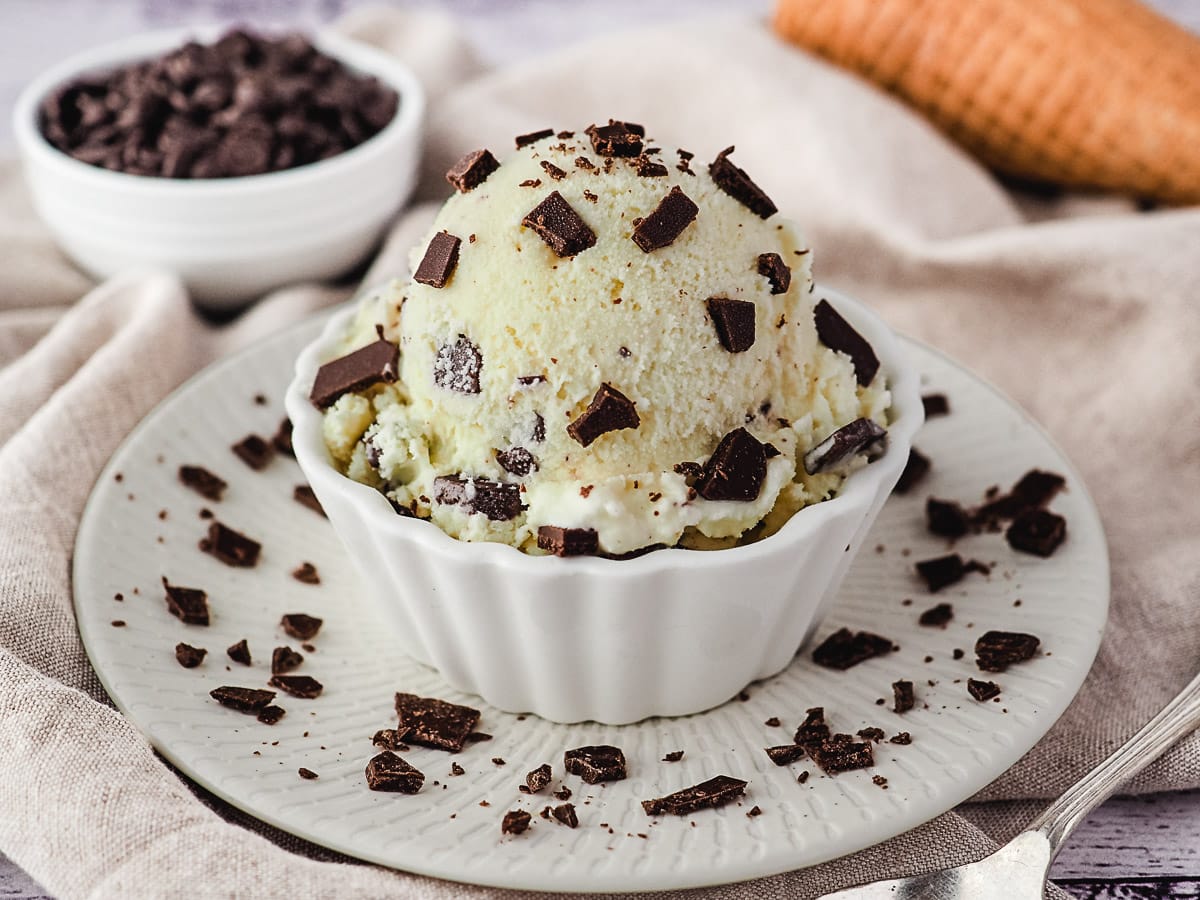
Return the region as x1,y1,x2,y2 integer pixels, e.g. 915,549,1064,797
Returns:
773,0,1200,205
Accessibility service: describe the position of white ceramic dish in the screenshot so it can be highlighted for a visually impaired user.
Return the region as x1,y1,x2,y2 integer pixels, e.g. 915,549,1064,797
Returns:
73,314,1108,892
285,286,924,724
11,27,425,308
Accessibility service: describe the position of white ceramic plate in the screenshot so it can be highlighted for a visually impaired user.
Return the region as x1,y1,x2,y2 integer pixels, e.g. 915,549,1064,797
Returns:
73,313,1108,893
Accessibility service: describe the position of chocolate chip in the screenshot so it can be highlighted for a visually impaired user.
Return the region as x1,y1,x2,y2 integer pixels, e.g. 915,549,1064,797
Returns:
764,744,807,766
631,186,699,252
162,577,209,626
706,297,756,353
563,745,626,784
280,613,322,641
567,383,639,447
522,191,596,257
757,253,791,294
585,120,643,157
1006,509,1067,557
709,146,777,218
293,485,325,517
226,639,251,666
178,465,227,501
298,767,318,780
662,750,684,762
632,154,668,177
537,525,598,557
540,160,567,180
395,693,481,753
515,128,554,148
525,764,552,793
915,553,980,592
366,751,425,793
445,149,500,192
271,646,304,675
975,631,1040,672
893,680,915,713
552,803,579,828
210,686,275,713
175,643,207,668
814,299,880,386
496,447,537,477
272,418,294,457
268,674,323,698
927,498,971,538
291,561,320,585
501,810,532,835
308,334,399,409
894,448,930,494
803,417,887,475
812,628,896,670
967,679,1001,702
922,394,951,417
642,775,747,816
697,427,767,501
199,521,261,567
433,475,523,522
414,231,462,289
257,705,286,725
919,602,954,627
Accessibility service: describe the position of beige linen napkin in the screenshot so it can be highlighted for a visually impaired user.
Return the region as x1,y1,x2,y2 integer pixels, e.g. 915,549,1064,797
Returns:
2,9,1198,899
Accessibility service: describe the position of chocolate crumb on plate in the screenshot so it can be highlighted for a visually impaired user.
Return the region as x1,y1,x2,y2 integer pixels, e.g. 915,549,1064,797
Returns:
927,498,971,538
232,434,274,470
110,620,125,627
893,680,915,713
757,252,790,294
814,299,880,386
1006,509,1067,557
465,731,493,743
199,521,261,568
803,417,887,475
291,562,320,585
697,427,768,501
631,186,699,252
226,639,251,666
890,732,912,745
257,705,286,725
968,679,1002,702
365,751,425,793
281,613,322,641
747,805,763,817
765,717,781,727
210,686,275,714
308,332,399,409
894,448,930,494
372,729,409,752
272,418,294,457
642,775,747,816
662,750,684,763
585,120,643,157
293,484,326,517
564,745,627,784
269,674,323,699
764,744,806,766
794,706,831,746
872,776,889,789
553,786,572,801
414,231,462,289
919,602,954,627
953,648,965,660
395,692,481,753
178,465,227,501
515,128,554,148
806,734,875,775
922,394,951,417
525,764,552,793
914,553,974,592
552,803,579,828
706,296,756,353
175,643,207,668
522,190,596,258
811,627,895,670
975,469,1067,527
298,767,318,780
709,146,777,218
798,771,810,784
162,577,210,625
271,646,304,675
567,383,640,447
857,727,885,742
450,762,465,776
537,525,598,557
446,149,500,192
501,810,532,835
975,631,1040,672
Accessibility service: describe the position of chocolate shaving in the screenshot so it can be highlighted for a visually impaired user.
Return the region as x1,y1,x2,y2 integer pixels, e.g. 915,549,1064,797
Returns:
179,465,227,501
414,231,462,289
567,383,639,447
433,475,523,522
697,427,768,502
757,253,791,294
811,627,896,670
522,191,596,258
642,775,747,816
631,186,699,252
563,745,626,784
365,751,425,793
537,526,598,557
395,693,481,753
803,417,887,475
199,520,261,567
707,297,756,353
814,299,880,386
709,146,777,218
163,577,209,625
309,334,399,409
446,149,499,192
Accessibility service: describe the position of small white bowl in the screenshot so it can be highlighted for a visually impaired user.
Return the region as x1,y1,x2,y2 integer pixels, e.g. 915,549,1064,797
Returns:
286,286,923,724
12,28,425,309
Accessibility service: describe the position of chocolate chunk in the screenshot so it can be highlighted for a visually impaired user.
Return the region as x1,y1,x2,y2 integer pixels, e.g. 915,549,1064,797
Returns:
1010,470,1067,509
706,297,756,353
210,686,275,713
433,475,523,522
975,631,1040,672
927,498,971,538
414,231,462,289
922,394,951,417
175,643,207,668
857,727,885,742
697,427,768,501
563,745,626,784
446,149,500,192
803,417,887,475
525,764,552,793
372,729,409,752
631,186,699,252
162,577,209,625
365,751,425,793
794,707,830,747
540,160,567,181
919,602,954,627
433,333,484,395
501,810,532,835
268,674,322,698
633,154,668,177
894,449,930,494
757,253,791,294
709,146,777,218
662,750,685,762
496,447,537,477
890,732,912,745
272,418,294,457
309,335,399,409
291,561,320,585
515,128,554,148
271,646,304,675
232,434,273,470
394,693,481,753
293,485,325,517
226,639,251,666
179,465,227,501
812,627,895,670
642,775,747,816
522,191,596,257
280,613,322,641
814,299,880,386
449,762,465,776
764,744,807,766
257,705,285,725
806,734,875,775
915,553,985,592
1006,509,1067,557
585,120,643,157
893,680,915,713
199,521,261,567
298,767,318,780
673,461,704,481
567,383,639,447
552,803,579,827
968,679,1001,702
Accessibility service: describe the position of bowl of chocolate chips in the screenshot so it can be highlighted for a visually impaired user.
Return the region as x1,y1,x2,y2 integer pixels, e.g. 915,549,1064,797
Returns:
12,27,424,307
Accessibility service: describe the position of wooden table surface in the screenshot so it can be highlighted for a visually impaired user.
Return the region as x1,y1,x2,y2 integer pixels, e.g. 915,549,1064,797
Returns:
1,1,1197,897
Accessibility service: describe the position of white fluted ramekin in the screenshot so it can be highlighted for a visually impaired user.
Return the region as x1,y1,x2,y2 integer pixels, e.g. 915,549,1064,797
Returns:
286,286,923,724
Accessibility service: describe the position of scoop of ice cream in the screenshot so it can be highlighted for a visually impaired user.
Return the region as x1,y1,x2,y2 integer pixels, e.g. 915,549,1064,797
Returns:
320,122,890,555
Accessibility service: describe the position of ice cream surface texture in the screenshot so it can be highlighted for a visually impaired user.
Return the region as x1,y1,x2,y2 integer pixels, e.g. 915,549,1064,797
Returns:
315,122,891,556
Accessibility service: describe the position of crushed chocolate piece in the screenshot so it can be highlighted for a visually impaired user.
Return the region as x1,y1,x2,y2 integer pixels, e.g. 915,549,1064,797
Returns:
552,803,579,827
662,751,684,762
953,648,965,660
765,744,806,766
178,465,226,501
975,631,1040,672
797,771,810,784
271,646,304,675
199,521,261,567
540,160,567,180
575,156,596,171
174,643,207,668
496,447,537,477
915,553,975,592
465,731,493,743
366,751,425,793
272,418,294,457
522,191,596,257
567,383,639,446
1006,509,1067,557
163,577,209,625
894,449,930,494
298,767,318,780
291,561,320,584
537,525,598,557
446,149,499,192
232,434,273,470
309,334,399,409
706,296,756,353
927,498,971,538
226,639,251,666
553,786,572,801
515,128,554,148
968,679,1001,702
890,732,912,745
210,686,275,713
857,727,885,742
631,186,699,252
501,810,532,835
450,762,465,776
804,417,887,475
433,475,523,522
633,154,668,177
293,485,325,517
673,461,704,481
525,764,552,793
811,627,895,670
414,231,462,289
269,675,322,698
395,693,481,752
709,146,777,218
794,707,831,747
257,705,285,725
807,734,875,775
747,805,763,817
765,717,782,727
975,470,1067,526
922,394,951,417
519,178,542,188
919,602,954,627
697,427,768,501
893,680,915,713
433,334,483,395
493,757,506,766
564,745,626,784
372,729,409,752
281,613,322,641
585,120,643,157
814,299,880,386
757,253,791,294
583,189,598,202
642,775,747,816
